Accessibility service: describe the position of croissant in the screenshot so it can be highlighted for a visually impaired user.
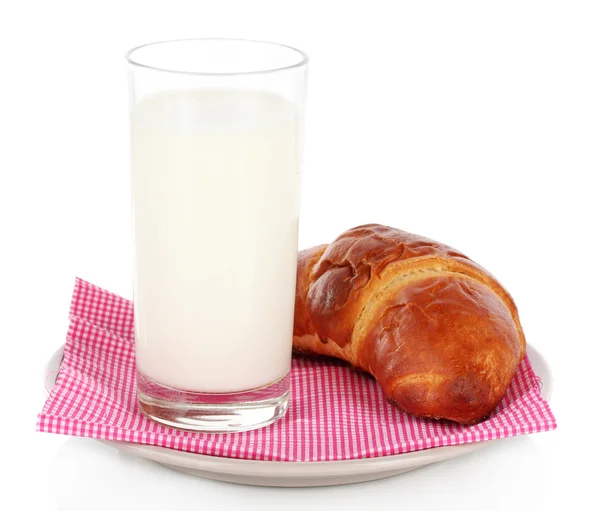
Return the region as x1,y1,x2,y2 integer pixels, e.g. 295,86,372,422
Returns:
293,224,526,424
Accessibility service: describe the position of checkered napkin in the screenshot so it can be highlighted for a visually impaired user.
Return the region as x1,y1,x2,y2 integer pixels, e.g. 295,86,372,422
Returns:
37,278,556,461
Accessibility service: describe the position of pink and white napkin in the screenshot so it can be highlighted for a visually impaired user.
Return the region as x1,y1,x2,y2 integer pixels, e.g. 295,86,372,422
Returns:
37,278,556,461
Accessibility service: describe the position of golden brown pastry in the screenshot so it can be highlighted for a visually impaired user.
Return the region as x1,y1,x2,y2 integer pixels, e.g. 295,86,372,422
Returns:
293,224,526,424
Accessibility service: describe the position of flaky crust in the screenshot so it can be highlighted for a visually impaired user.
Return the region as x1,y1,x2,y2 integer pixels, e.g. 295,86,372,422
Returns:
293,224,526,424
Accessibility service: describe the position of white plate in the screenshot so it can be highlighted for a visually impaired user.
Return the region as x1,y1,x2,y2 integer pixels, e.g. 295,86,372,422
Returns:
44,344,552,487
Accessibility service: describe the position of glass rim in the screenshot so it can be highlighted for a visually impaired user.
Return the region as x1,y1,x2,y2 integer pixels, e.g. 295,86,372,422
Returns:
125,38,309,77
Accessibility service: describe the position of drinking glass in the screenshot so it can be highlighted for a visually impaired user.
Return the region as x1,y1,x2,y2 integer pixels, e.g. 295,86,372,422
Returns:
126,39,308,432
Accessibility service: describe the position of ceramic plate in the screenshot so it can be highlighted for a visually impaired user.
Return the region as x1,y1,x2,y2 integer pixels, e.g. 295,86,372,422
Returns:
44,344,552,487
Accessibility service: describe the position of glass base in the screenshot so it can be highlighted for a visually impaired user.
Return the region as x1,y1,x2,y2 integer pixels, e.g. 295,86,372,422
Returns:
136,370,290,433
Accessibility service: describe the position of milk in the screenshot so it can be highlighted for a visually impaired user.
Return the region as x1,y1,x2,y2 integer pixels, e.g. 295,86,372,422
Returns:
131,89,301,393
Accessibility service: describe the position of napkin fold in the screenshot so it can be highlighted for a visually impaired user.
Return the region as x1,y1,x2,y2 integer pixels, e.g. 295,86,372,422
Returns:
37,278,556,461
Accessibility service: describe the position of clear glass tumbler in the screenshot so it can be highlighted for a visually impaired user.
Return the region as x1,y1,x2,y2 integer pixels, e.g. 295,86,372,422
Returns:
126,39,308,432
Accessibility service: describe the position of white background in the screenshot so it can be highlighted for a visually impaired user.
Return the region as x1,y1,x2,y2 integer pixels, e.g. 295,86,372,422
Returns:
2,0,599,509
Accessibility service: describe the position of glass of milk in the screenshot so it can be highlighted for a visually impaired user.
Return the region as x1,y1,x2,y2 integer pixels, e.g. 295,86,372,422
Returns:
126,39,307,432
